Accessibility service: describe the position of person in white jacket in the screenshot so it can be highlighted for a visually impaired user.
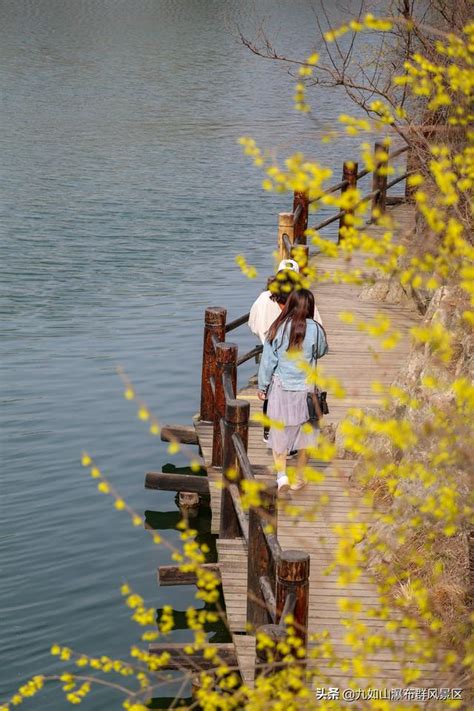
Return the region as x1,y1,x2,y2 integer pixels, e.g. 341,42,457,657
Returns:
248,259,323,444
249,259,323,345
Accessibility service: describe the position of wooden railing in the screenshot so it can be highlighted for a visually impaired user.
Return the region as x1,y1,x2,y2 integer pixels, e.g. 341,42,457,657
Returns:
196,140,413,666
200,306,310,656
145,139,414,680
279,141,412,259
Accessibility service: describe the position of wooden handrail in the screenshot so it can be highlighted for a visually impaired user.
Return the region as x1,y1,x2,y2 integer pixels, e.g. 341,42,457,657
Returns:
312,210,344,232
209,376,216,398
229,483,249,542
304,142,413,242
263,530,282,562
200,142,413,420
226,312,250,333
232,431,255,482
232,435,282,555
311,169,412,233
293,202,303,224
219,416,225,448
387,144,410,160
247,482,279,628
282,233,293,255
236,344,263,367
278,592,296,625
281,233,310,266
194,142,413,675
259,575,277,623
308,144,409,204
222,369,235,401
199,301,311,656
386,170,413,191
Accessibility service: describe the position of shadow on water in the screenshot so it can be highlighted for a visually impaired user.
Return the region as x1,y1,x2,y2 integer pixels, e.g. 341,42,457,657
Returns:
162,462,208,477
155,602,228,641
145,505,217,563
144,487,216,562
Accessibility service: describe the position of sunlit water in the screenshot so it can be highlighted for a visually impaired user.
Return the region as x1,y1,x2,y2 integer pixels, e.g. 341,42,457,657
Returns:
1,0,376,706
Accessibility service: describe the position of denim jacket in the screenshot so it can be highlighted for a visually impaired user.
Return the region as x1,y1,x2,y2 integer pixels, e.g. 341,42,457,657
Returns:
258,319,328,393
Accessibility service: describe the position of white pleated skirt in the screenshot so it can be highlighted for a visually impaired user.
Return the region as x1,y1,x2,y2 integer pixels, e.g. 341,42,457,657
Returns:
266,376,318,453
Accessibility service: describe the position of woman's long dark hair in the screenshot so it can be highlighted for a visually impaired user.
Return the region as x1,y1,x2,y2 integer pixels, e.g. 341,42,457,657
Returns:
267,288,315,350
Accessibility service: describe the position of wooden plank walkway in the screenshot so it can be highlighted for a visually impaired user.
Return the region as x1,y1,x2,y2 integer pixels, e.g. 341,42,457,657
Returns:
195,205,441,688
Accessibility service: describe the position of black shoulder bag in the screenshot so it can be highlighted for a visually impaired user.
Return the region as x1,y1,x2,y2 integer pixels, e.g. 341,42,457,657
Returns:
307,323,329,425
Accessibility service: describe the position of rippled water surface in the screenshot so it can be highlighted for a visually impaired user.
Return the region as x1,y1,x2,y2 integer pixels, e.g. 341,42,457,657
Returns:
1,0,367,706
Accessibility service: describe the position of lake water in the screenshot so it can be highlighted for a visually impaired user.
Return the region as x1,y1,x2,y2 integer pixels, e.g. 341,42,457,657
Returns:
1,0,371,706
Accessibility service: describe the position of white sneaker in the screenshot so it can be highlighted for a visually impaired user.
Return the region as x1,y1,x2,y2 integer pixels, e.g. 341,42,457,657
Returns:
277,475,290,496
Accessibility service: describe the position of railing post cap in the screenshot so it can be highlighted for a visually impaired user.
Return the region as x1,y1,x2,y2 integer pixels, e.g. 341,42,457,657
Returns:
225,399,250,424
280,549,310,563
343,160,358,170
277,549,310,581
374,141,388,157
205,307,227,324
215,341,238,359
278,212,294,225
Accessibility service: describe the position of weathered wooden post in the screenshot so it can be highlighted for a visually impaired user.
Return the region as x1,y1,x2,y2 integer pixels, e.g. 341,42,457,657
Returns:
278,212,295,260
338,160,358,243
212,342,238,467
371,142,388,220
200,307,226,422
276,550,310,649
292,191,309,245
220,399,249,539
247,482,279,629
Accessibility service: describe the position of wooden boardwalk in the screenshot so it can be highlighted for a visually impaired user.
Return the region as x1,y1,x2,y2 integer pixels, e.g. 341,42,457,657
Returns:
194,204,441,689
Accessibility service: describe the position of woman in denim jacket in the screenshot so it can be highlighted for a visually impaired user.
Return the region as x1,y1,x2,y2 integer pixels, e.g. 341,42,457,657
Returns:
257,289,328,495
